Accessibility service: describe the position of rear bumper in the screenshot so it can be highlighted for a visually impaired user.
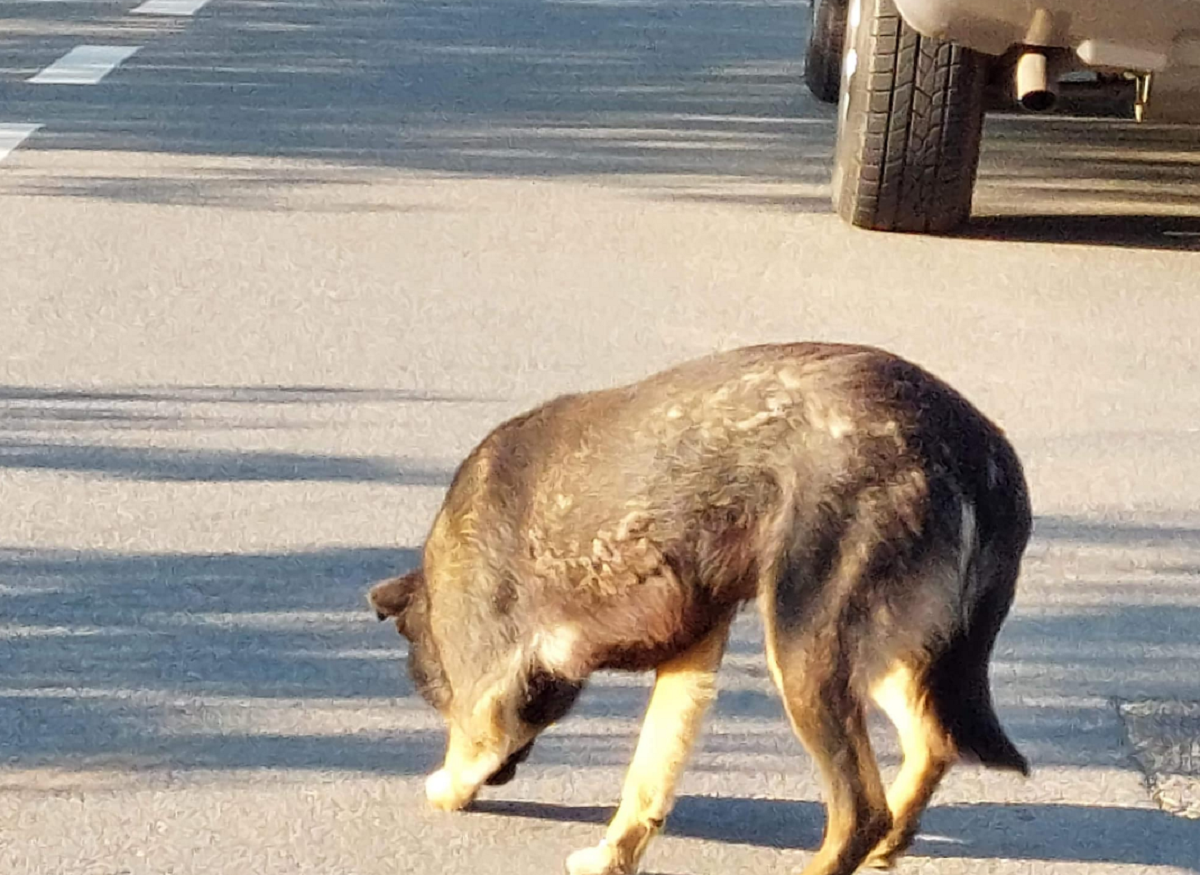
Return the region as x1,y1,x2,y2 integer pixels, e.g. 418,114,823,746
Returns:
892,0,1200,71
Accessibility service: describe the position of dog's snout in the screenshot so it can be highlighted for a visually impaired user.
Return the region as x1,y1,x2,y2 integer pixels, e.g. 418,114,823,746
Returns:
484,740,534,786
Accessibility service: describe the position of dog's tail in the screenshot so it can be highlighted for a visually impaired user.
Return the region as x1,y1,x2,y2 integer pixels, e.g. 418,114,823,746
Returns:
927,476,1031,776
927,589,1029,775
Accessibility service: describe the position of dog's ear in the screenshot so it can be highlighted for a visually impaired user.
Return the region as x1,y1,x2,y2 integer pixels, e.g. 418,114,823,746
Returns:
367,569,424,630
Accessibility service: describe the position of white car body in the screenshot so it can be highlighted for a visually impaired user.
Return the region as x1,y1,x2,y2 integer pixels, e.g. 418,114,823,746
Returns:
892,0,1200,120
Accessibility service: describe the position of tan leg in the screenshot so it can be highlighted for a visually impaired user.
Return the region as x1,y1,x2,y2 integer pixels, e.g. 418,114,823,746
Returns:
761,617,891,875
426,724,504,811
863,663,956,869
426,683,532,813
566,620,731,875
783,682,891,875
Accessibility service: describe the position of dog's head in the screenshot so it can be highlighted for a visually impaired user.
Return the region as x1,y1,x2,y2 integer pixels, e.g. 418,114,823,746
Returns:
368,567,582,807
368,569,452,713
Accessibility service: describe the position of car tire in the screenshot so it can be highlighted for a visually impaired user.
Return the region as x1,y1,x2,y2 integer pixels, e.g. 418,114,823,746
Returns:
804,0,848,104
832,0,987,233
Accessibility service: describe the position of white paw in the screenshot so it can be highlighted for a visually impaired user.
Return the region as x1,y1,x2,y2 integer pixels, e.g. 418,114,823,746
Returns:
424,768,474,812
565,841,628,875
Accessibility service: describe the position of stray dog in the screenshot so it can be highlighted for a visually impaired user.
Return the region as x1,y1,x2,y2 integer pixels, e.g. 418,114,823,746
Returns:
369,342,1031,875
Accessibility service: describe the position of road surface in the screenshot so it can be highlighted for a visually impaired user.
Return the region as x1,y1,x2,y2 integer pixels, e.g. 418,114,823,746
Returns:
1,1,1198,874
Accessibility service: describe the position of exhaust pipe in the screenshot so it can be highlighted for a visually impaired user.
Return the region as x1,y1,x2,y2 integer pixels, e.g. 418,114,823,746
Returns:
1015,50,1058,111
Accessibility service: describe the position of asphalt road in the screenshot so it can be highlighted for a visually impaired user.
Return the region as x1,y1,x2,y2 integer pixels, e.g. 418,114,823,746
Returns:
2,1,1200,874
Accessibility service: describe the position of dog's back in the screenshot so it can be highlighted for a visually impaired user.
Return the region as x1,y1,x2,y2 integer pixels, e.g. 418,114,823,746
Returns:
433,342,1028,685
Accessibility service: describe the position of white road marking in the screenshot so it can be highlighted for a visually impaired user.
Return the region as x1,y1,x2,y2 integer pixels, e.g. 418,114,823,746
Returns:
29,45,140,85
916,833,968,845
0,124,42,163
132,0,212,14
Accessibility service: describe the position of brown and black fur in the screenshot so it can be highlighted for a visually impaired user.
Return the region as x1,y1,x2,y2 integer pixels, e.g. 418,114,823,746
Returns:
369,342,1031,875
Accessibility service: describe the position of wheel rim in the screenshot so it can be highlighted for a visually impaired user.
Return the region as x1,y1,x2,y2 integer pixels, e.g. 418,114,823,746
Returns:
843,0,862,116
832,0,863,199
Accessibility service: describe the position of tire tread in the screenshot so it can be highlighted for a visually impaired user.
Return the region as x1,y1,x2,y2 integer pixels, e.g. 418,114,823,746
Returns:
834,0,985,233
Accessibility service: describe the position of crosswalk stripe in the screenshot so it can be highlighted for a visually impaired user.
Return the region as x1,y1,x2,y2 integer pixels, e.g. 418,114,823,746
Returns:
0,124,43,163
28,45,140,85
132,0,213,15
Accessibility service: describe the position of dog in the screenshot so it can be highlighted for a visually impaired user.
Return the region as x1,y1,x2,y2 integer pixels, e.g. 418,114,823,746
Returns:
368,342,1031,875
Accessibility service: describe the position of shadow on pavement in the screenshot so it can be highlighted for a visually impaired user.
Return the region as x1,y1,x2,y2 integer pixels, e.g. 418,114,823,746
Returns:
475,796,1200,871
1033,514,1200,546
0,444,451,484
969,115,1200,247
6,0,1200,241
0,545,443,773
0,545,419,698
1,513,1198,786
0,382,476,482
0,441,452,483
0,385,493,405
0,0,833,199
964,213,1200,251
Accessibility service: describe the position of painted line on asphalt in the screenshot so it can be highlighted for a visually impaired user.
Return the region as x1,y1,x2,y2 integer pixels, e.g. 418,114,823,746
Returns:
132,0,212,14
29,45,140,85
0,124,42,163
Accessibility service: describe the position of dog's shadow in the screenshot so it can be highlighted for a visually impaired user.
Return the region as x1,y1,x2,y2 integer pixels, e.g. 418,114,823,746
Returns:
473,795,1200,872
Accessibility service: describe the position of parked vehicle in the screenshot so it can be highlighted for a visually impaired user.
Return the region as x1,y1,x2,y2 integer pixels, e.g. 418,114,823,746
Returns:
807,0,1200,233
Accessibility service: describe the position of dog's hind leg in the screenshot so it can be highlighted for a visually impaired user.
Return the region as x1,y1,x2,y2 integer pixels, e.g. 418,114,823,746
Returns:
865,496,1031,868
767,632,892,875
862,661,955,869
565,617,732,875
761,530,894,875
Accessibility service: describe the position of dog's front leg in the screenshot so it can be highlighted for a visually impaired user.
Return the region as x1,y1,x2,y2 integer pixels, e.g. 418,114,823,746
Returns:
566,619,731,875
425,722,508,812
